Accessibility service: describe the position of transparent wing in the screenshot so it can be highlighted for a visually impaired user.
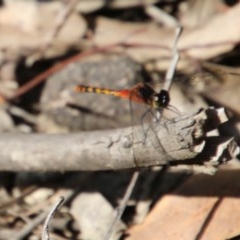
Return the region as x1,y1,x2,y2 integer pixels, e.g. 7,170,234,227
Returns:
129,90,168,167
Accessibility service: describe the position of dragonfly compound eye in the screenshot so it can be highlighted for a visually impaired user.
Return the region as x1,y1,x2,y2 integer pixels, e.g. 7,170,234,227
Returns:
157,89,170,108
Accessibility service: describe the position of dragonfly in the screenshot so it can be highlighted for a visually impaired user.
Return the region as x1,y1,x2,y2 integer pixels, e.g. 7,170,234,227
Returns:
74,82,172,166
74,83,170,113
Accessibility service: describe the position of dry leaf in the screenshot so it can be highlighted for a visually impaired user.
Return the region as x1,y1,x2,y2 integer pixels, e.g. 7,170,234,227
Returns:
127,169,240,240
0,1,86,60
93,4,240,71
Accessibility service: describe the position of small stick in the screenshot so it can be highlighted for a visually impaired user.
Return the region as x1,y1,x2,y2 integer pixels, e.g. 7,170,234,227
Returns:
103,171,140,240
16,211,50,240
28,0,78,65
41,196,64,240
163,26,182,91
0,111,204,171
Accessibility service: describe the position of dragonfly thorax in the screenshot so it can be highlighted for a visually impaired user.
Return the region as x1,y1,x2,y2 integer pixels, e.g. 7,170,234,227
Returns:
152,89,170,109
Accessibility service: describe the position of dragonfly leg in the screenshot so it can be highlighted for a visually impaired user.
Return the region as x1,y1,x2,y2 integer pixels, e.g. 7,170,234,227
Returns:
140,108,155,145
153,109,162,122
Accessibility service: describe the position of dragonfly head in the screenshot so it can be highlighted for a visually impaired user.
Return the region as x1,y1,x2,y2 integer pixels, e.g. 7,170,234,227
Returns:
153,89,170,109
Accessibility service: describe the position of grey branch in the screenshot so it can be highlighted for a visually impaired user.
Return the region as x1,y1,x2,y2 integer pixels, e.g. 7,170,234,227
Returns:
0,109,235,172
42,196,64,240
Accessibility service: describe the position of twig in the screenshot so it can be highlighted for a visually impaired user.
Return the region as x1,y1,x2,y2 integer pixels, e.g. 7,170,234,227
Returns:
9,43,119,100
16,211,49,240
103,171,140,240
28,0,79,65
145,5,180,28
42,196,64,240
0,109,230,173
163,26,182,91
43,0,78,51
0,111,206,172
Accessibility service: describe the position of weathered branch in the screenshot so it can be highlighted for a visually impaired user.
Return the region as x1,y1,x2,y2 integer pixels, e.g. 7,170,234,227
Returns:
0,108,236,172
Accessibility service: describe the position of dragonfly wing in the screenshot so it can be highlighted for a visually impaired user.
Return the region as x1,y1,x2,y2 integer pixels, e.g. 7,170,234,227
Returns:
129,93,168,167
141,108,169,165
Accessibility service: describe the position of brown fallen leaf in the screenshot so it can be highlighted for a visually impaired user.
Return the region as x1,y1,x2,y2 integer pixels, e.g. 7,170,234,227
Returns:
203,78,240,116
180,0,226,28
93,3,240,71
0,1,86,61
190,62,240,116
126,169,240,240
